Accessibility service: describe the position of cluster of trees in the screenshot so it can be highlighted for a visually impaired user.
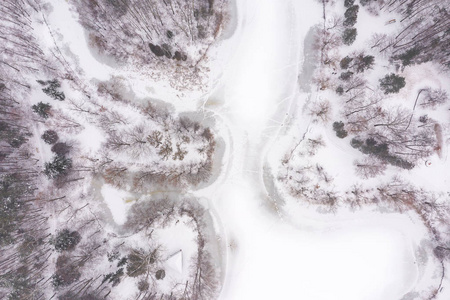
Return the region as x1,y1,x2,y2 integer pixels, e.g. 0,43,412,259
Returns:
0,83,52,300
72,0,228,88
283,1,450,297
90,98,217,191
0,1,65,298
112,196,220,299
367,0,450,70
342,3,359,45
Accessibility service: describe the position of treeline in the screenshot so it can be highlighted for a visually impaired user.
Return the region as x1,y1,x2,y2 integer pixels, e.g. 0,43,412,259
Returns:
0,0,57,298
368,0,450,70
0,83,53,300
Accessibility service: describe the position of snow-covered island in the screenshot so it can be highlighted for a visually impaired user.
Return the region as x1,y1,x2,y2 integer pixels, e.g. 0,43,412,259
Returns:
0,0,449,299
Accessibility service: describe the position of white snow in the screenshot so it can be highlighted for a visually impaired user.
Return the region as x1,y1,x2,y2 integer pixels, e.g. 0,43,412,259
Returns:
166,250,183,274
100,184,134,225
45,0,113,80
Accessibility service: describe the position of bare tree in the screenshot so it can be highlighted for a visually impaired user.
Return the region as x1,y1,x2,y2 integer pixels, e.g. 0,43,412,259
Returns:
354,157,387,179
420,88,448,108
309,100,332,124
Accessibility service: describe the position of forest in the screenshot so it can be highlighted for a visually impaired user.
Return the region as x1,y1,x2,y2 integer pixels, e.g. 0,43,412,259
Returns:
0,0,226,299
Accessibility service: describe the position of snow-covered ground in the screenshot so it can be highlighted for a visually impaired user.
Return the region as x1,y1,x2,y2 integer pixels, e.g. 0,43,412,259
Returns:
35,0,449,299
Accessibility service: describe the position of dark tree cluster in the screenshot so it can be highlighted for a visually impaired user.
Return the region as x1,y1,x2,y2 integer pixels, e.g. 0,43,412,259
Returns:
44,155,73,179
0,85,52,300
53,229,81,252
332,121,348,138
52,255,81,288
340,2,360,45
342,28,357,45
343,5,359,27
379,73,406,94
340,53,375,73
351,137,414,169
42,130,59,144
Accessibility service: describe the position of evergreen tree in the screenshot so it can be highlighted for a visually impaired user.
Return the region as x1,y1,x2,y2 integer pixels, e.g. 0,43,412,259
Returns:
379,73,406,94
38,79,65,101
355,55,375,72
31,102,51,119
343,5,359,27
342,28,357,45
339,71,354,81
344,0,355,8
340,56,353,69
394,47,421,66
41,130,59,144
332,121,348,138
53,229,81,251
44,155,72,178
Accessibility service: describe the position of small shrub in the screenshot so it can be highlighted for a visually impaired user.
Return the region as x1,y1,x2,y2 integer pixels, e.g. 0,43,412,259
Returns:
336,86,344,95
138,279,149,291
419,115,428,123
41,130,59,144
